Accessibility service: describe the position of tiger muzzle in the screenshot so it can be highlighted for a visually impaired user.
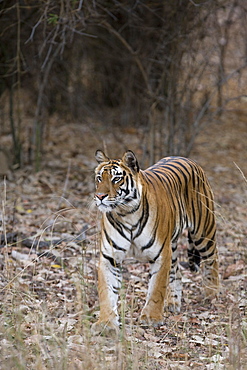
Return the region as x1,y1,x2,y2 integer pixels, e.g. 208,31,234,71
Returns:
95,193,108,201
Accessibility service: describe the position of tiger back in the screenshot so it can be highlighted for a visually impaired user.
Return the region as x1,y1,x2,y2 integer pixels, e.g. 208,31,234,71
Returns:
92,150,219,333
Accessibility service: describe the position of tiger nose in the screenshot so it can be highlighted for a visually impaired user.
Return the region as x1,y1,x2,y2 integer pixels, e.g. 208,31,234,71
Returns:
95,193,107,201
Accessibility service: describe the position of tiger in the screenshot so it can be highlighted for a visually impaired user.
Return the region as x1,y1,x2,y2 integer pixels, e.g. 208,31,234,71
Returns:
92,149,219,333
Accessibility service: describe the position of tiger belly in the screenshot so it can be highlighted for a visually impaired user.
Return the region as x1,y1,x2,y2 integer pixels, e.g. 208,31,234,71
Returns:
128,237,165,263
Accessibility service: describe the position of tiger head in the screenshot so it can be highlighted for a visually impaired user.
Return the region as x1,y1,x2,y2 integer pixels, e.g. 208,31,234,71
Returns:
94,150,141,213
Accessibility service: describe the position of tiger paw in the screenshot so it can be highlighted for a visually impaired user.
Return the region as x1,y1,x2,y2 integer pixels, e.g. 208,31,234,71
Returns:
91,320,119,336
204,284,219,299
167,301,181,314
140,308,164,327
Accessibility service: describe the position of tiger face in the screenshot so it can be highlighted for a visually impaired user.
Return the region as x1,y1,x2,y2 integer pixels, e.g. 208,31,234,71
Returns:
94,150,140,213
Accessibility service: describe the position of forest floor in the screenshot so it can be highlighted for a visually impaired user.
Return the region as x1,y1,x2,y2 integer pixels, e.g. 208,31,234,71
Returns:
0,110,246,369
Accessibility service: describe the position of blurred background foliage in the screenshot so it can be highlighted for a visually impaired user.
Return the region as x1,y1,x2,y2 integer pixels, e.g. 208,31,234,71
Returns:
0,0,246,171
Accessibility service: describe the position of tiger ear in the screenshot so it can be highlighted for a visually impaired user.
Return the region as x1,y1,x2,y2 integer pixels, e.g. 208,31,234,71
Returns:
122,150,139,173
95,150,109,163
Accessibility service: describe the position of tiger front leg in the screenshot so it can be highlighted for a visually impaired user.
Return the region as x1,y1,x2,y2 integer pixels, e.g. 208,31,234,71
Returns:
166,241,182,313
92,253,122,334
140,244,172,326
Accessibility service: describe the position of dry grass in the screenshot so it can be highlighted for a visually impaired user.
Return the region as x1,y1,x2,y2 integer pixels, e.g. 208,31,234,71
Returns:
0,237,246,369
1,2,247,367
0,111,247,369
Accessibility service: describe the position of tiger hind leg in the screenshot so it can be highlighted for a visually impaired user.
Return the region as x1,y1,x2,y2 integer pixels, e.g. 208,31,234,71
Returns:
166,241,182,313
188,230,219,298
187,231,201,272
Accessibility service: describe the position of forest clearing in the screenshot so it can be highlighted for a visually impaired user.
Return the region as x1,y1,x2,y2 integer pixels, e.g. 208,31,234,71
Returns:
0,111,246,369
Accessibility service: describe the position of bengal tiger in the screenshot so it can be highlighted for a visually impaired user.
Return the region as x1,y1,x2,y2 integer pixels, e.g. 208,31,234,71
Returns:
92,150,219,333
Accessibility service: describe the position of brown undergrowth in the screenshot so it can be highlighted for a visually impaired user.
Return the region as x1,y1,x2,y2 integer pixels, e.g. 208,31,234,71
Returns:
0,112,246,369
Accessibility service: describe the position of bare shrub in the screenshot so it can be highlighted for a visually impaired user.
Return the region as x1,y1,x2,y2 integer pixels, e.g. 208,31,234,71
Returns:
0,1,247,169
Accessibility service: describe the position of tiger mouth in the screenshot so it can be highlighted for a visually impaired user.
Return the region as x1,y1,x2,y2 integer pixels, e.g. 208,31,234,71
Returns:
96,200,117,211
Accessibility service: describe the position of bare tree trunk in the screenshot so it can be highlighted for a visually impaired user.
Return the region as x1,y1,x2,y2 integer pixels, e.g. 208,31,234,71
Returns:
9,82,21,168
32,44,62,171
